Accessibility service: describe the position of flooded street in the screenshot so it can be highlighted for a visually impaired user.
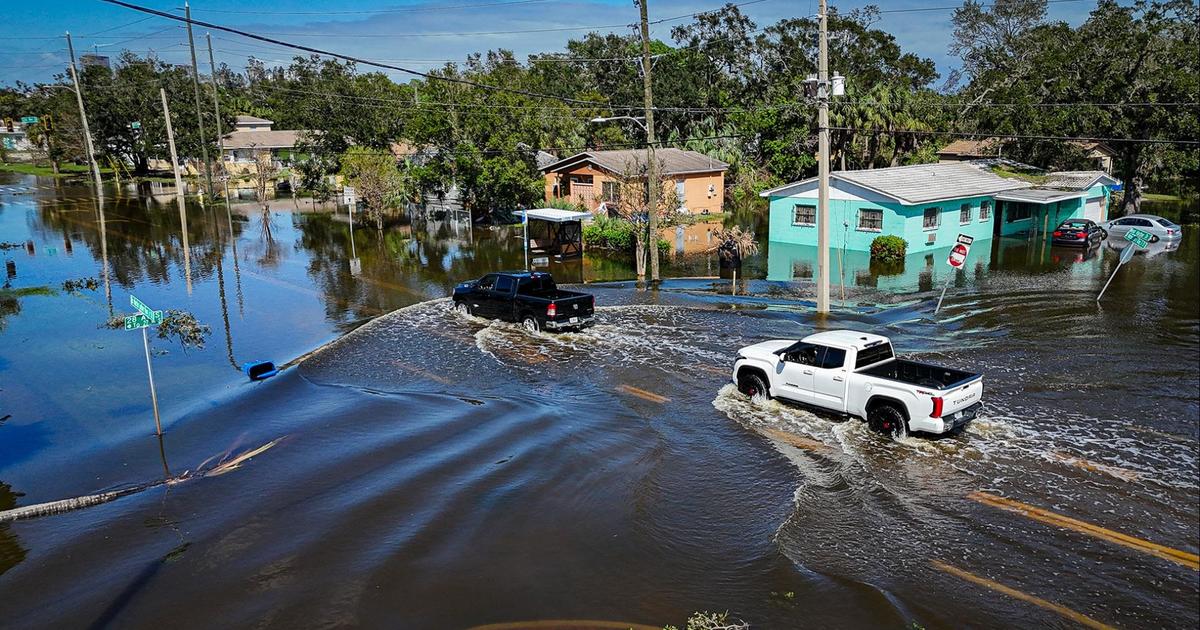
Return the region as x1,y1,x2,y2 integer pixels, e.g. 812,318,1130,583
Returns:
1,175,1197,629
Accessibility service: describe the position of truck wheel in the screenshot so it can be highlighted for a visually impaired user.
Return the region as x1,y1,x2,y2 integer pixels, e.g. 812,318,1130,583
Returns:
737,372,770,400
521,316,540,333
454,301,471,317
868,403,907,438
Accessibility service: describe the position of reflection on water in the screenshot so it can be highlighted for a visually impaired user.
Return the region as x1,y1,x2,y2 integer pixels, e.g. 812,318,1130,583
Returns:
0,174,1196,628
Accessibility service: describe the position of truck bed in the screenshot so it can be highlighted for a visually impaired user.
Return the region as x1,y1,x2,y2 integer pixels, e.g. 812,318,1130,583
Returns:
858,358,978,390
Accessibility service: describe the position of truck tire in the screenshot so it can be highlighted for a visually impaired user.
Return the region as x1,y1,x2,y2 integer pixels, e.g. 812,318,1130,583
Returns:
521,316,541,332
454,301,471,317
868,403,907,437
737,372,770,400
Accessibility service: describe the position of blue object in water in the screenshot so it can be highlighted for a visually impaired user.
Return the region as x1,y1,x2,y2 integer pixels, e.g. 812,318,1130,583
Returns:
243,361,278,381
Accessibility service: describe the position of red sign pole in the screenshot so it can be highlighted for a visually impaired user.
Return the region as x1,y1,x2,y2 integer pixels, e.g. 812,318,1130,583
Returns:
936,235,974,315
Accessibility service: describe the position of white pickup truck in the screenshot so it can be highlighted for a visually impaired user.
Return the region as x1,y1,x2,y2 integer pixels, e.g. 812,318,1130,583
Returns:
732,330,983,436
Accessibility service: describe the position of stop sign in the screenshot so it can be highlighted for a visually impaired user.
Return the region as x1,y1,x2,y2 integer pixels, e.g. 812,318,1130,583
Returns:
947,243,969,268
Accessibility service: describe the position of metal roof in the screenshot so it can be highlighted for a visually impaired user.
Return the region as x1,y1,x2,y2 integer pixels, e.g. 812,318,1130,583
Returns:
1041,171,1121,190
235,115,273,125
761,162,1031,205
994,189,1088,204
223,130,308,150
516,208,594,223
542,148,729,176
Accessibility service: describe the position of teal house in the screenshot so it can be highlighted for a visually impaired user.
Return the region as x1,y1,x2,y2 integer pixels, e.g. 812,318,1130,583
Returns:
761,163,1119,254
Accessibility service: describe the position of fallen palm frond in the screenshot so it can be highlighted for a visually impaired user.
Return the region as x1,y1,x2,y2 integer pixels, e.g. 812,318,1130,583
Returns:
0,437,284,524
206,438,282,477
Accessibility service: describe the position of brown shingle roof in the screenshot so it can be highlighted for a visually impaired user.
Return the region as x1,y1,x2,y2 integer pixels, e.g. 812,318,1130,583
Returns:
937,138,1005,157
543,148,729,176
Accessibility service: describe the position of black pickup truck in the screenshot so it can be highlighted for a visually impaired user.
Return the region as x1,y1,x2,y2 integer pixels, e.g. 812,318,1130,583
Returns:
452,271,595,332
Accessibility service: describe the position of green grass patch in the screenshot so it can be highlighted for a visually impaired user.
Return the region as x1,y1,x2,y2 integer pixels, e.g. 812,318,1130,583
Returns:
990,166,1048,184
1143,193,1183,202
0,162,113,178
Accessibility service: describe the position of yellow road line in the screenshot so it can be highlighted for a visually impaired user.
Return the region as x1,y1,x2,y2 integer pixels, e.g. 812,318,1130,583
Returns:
695,364,730,377
391,360,453,385
969,491,1199,570
469,620,660,630
759,428,830,452
1050,452,1140,482
617,384,670,404
931,560,1116,630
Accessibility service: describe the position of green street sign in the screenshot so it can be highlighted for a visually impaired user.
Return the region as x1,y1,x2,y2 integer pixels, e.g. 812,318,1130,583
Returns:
20,116,38,124
1125,227,1152,249
130,294,155,318
130,121,141,130
123,310,163,330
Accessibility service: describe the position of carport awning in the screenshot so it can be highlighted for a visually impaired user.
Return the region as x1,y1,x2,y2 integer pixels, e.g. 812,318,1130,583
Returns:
515,208,594,223
994,189,1087,204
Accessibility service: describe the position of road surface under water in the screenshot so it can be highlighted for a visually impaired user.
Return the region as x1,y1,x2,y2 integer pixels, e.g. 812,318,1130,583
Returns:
1,176,1197,628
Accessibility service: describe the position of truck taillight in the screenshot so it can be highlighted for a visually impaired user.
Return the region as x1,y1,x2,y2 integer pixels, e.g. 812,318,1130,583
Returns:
547,303,557,318
930,396,944,418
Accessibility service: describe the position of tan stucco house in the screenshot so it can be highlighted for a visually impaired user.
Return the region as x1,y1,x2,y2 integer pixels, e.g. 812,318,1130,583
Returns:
542,148,728,215
222,116,312,176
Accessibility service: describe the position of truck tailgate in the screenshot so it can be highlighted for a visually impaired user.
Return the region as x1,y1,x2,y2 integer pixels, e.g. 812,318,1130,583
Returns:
940,377,983,417
551,293,594,319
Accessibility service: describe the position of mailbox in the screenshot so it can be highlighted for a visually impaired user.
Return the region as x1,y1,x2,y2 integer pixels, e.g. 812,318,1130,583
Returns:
243,360,277,381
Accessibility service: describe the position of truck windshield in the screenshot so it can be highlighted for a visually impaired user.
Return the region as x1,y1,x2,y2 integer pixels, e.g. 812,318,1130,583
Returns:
855,343,894,368
517,275,557,296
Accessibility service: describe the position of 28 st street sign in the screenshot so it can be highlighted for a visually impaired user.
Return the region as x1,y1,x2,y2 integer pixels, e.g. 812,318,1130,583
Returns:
125,294,163,330
1125,227,1153,249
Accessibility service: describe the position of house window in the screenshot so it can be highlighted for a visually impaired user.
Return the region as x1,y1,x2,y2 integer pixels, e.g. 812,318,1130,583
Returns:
675,180,686,204
959,203,972,224
923,207,940,230
858,209,883,231
980,201,992,221
601,181,620,203
1007,203,1033,222
793,204,816,226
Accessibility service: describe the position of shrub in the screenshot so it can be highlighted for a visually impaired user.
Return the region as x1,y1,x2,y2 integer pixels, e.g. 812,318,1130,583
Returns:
870,234,907,262
583,215,636,251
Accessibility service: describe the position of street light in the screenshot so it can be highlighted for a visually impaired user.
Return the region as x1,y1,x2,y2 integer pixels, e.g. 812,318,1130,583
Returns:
590,115,648,132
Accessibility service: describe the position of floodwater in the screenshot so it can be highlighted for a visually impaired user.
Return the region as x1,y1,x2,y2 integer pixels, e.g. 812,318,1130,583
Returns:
1,175,1197,629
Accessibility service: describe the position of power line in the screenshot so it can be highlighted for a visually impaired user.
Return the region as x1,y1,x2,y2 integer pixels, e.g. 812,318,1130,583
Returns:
876,0,1091,14
192,0,556,16
98,0,611,107
829,126,1199,146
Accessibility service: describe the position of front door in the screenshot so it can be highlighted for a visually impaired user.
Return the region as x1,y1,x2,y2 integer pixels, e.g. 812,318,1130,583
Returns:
777,343,820,403
473,274,499,317
489,275,517,321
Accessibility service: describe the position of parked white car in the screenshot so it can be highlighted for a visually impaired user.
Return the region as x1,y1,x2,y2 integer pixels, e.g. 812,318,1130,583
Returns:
1102,214,1183,242
732,330,984,437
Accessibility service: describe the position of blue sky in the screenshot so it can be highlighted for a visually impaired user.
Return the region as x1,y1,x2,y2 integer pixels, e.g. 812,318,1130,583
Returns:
0,0,1100,89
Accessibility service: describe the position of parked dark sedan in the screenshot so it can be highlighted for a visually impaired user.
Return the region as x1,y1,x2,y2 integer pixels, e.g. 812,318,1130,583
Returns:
1051,218,1105,246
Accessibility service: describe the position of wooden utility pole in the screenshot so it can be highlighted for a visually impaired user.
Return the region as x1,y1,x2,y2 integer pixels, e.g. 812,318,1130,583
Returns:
816,0,832,314
185,2,214,199
636,0,660,284
206,33,230,205
161,88,193,294
65,32,103,192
